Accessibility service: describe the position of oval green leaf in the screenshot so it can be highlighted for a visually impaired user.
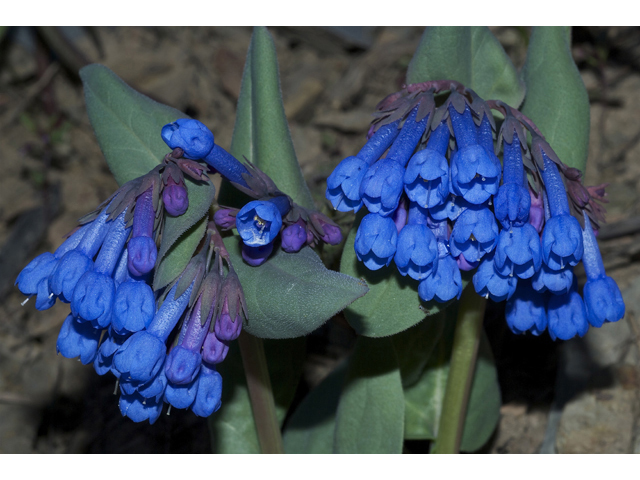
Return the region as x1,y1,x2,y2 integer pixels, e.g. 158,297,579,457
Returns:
80,64,184,186
521,26,590,172
406,26,525,108
333,337,405,454
224,236,368,339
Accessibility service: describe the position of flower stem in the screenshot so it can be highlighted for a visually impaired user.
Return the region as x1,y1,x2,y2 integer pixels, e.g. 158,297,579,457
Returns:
237,331,284,454
431,287,487,454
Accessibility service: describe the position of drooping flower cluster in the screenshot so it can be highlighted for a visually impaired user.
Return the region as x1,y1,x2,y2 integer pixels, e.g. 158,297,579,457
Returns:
326,80,625,340
16,118,339,424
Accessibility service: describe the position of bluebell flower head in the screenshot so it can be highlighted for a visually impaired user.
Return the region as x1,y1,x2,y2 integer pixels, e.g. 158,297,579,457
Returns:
236,200,283,247
202,331,230,364
191,364,223,417
161,119,215,160
326,156,369,213
71,271,115,328
56,314,101,365
583,276,625,328
119,392,163,424
113,331,166,383
531,263,574,295
281,223,307,253
49,250,93,303
354,213,398,270
418,253,463,303
494,183,531,229
404,149,450,209
449,206,499,263
165,375,199,409
360,158,406,216
94,330,129,376
494,224,542,279
541,214,583,270
111,280,156,334
473,251,518,302
505,280,548,336
450,145,501,204
127,236,158,277
547,279,589,341
16,252,58,310
394,224,438,280
165,346,202,385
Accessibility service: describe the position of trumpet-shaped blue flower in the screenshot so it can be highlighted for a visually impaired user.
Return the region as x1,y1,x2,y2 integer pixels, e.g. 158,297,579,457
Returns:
494,131,530,228
531,263,574,295
360,108,428,216
326,121,400,212
161,119,215,159
404,120,450,209
191,364,223,417
56,314,101,365
236,197,290,247
165,375,200,410
394,220,438,280
449,204,499,263
473,251,518,302
111,280,156,334
128,188,158,277
449,107,500,204
505,280,548,336
494,224,542,279
581,215,625,327
119,392,163,425
354,213,397,270
539,153,583,270
418,253,462,303
547,278,589,341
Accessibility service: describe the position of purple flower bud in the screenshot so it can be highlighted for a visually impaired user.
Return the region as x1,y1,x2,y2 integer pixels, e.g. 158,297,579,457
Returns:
163,176,189,216
281,223,307,253
202,331,229,364
128,188,157,276
528,188,545,233
242,242,274,266
214,297,243,341
456,253,479,271
214,208,238,230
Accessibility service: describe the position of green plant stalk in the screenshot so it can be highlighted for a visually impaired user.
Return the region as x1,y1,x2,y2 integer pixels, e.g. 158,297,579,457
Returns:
431,287,487,454
237,331,284,454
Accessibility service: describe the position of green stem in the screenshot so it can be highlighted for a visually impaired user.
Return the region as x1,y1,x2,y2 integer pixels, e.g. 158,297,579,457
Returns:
432,287,487,454
237,331,284,454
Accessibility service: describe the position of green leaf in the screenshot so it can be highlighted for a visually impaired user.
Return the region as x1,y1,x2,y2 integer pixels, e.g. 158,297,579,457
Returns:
391,311,446,387
406,26,525,108
209,337,306,453
80,64,184,186
403,326,501,452
283,361,348,454
334,337,405,454
229,26,315,210
340,212,469,337
224,236,368,339
153,215,207,291
521,26,590,172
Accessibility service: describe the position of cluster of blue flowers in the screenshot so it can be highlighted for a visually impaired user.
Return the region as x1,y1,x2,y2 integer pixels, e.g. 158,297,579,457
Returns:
16,117,343,424
326,82,624,340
